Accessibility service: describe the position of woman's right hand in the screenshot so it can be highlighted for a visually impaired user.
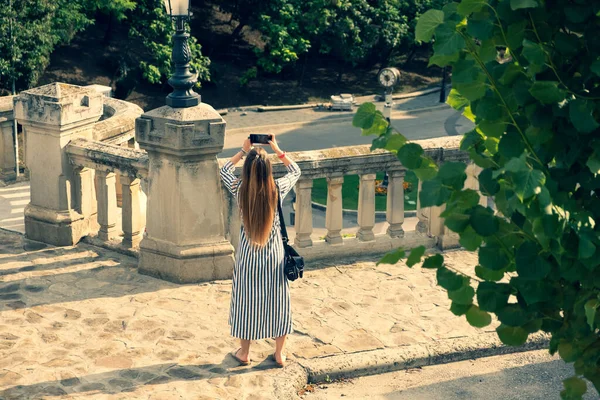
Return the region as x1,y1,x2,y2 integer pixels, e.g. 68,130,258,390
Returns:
242,138,252,152
268,134,282,154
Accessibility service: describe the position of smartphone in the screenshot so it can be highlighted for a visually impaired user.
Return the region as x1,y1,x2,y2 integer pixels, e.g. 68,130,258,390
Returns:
249,134,273,145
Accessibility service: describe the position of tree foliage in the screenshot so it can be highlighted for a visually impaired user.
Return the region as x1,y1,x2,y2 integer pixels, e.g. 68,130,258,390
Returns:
354,0,600,398
0,0,90,92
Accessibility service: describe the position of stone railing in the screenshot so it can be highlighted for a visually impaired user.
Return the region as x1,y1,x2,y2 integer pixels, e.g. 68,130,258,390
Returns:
66,138,148,249
219,136,476,262
12,81,486,284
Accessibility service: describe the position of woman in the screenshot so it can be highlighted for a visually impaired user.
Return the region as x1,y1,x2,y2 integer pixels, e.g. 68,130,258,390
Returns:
220,134,301,367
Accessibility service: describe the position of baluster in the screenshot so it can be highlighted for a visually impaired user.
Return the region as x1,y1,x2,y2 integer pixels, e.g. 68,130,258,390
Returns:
115,174,123,208
294,179,314,248
386,170,405,237
357,174,376,241
96,170,118,241
465,164,488,207
73,167,94,218
325,176,344,245
120,174,143,247
415,179,429,234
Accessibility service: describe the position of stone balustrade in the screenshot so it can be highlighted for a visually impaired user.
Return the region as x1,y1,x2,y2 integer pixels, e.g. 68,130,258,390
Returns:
0,95,17,176
8,81,487,283
66,138,148,249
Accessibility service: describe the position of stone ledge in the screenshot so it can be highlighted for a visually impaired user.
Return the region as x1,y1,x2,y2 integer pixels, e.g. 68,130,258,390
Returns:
93,97,143,143
67,138,149,178
299,332,550,383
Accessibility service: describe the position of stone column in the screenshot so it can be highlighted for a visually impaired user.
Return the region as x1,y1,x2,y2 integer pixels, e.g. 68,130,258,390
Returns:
13,83,103,245
136,103,234,283
429,204,461,250
95,170,118,241
357,173,376,241
120,174,143,248
0,96,16,173
294,179,313,248
386,170,405,238
416,180,429,234
325,175,344,245
73,167,97,229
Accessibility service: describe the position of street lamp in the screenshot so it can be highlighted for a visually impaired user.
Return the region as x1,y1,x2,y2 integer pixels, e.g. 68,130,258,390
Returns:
162,0,200,108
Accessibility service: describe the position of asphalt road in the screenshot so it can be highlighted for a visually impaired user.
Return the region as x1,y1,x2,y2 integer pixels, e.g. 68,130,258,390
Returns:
219,107,473,158
306,350,597,400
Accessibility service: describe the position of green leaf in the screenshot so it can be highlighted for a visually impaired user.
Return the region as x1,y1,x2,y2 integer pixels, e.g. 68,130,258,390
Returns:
466,305,492,328
475,96,505,121
479,245,510,271
353,103,377,129
384,134,408,152
477,282,511,312
457,0,487,16
434,24,466,56
447,88,469,110
467,18,495,40
429,53,460,67
516,241,552,280
584,299,599,330
397,143,424,169
506,21,527,50
587,152,600,175
578,236,596,259
448,280,475,305
450,302,471,316
522,39,546,67
529,81,566,104
378,248,405,265
498,130,525,159
362,113,389,136
569,99,600,134
455,81,487,101
525,126,553,145
498,64,522,85
478,168,500,196
406,246,426,267
413,158,439,181
437,267,464,291
460,226,483,251
445,189,481,213
445,214,471,233
497,304,531,326
478,121,506,138
558,342,578,363
415,9,445,43
475,265,505,281
422,254,444,269
438,162,467,190
470,206,499,236
419,179,451,207
497,324,528,346
478,40,498,63
510,0,538,10
504,157,546,200
561,377,588,399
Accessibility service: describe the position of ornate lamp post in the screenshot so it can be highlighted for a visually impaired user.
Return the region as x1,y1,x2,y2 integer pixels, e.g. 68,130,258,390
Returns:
162,0,200,108
377,67,401,189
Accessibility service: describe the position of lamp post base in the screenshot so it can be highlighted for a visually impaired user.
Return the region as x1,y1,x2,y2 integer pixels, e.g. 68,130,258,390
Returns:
166,92,200,108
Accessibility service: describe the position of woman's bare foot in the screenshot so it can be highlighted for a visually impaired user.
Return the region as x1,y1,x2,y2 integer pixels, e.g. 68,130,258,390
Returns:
273,352,286,367
236,348,250,363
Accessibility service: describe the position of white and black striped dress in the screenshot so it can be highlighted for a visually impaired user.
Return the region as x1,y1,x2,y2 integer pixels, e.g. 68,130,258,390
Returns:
220,159,302,340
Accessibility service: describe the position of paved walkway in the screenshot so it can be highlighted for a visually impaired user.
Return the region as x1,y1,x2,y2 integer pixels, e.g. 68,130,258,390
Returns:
0,228,495,399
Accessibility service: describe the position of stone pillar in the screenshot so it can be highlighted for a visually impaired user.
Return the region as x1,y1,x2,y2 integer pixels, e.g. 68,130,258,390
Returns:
386,170,405,238
120,174,143,248
0,96,16,173
136,103,234,283
357,173,376,241
73,167,98,229
416,180,429,234
429,204,460,250
13,83,103,245
465,164,487,207
325,176,344,245
96,170,118,241
294,179,313,248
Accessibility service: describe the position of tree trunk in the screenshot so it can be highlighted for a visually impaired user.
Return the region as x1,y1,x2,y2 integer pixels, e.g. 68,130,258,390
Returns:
297,54,308,87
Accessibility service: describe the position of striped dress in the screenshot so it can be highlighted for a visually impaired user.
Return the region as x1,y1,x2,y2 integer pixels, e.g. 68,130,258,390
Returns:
220,159,302,340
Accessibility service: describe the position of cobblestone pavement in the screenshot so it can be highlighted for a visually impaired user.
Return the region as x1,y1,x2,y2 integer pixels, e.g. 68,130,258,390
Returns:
224,92,445,131
0,229,492,399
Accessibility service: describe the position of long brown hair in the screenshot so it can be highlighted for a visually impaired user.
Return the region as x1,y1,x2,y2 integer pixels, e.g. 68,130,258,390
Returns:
238,147,278,246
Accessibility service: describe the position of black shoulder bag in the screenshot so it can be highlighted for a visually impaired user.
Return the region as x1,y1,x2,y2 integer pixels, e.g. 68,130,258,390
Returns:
277,189,304,281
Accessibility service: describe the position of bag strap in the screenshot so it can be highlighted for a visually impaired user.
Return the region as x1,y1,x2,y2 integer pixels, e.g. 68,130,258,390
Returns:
276,187,289,244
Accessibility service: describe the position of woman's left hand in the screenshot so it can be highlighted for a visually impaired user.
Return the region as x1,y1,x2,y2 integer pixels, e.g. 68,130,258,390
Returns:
243,138,252,152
